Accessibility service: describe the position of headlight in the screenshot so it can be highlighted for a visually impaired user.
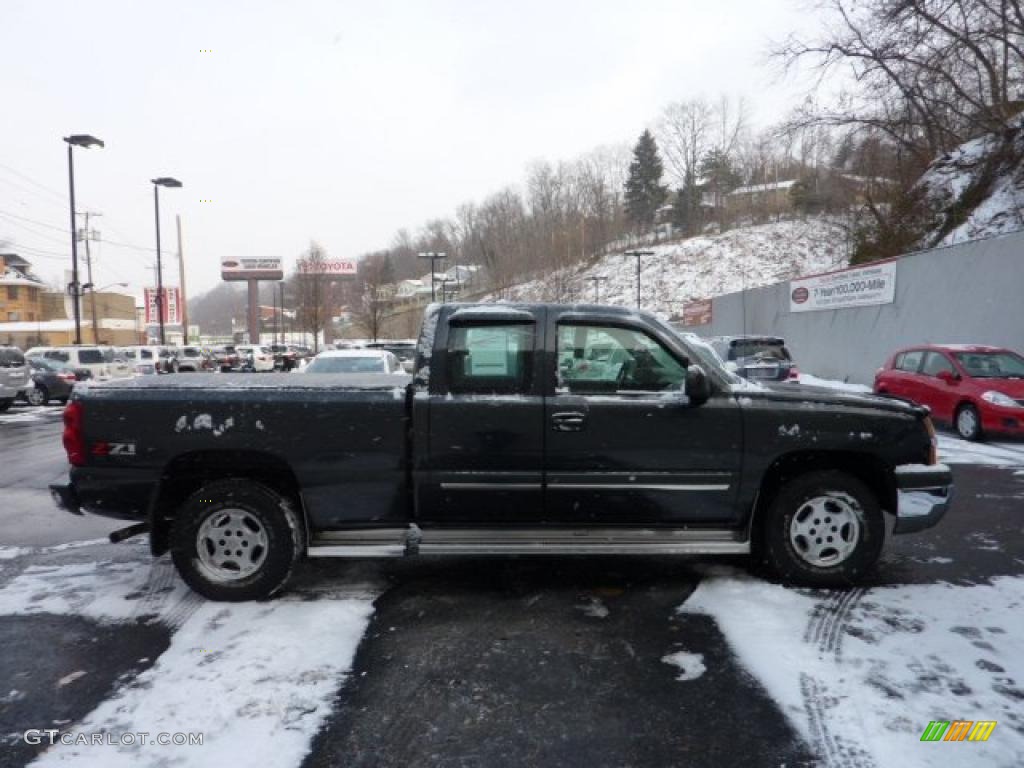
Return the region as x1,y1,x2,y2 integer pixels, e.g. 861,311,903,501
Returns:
981,390,1021,408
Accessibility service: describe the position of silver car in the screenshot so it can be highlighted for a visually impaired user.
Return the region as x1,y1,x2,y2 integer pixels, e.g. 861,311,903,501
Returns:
0,346,29,412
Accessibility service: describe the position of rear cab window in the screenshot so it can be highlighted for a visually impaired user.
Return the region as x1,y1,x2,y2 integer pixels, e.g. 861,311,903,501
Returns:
444,322,534,394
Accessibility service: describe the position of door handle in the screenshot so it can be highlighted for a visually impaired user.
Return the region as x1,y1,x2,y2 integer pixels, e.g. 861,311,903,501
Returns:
551,411,586,432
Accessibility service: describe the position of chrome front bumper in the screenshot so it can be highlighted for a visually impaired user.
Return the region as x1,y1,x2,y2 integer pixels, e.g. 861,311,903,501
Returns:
893,463,953,534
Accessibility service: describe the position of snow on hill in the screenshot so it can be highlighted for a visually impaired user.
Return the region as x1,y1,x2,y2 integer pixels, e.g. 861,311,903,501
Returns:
486,218,851,318
919,119,1024,246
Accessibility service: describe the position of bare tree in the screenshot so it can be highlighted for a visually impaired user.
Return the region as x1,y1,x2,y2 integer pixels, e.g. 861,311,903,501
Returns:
293,241,333,352
352,253,392,341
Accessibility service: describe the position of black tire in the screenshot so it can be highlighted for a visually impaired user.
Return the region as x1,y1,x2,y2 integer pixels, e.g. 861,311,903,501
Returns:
954,402,983,441
761,470,884,588
0,399,12,413
26,385,48,406
170,479,304,601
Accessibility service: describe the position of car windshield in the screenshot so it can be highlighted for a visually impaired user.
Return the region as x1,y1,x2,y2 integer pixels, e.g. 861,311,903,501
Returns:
729,340,790,362
77,349,104,364
183,348,201,357
953,351,1024,378
306,356,387,373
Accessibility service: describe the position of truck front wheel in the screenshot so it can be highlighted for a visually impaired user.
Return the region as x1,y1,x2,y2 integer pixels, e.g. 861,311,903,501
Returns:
170,479,303,601
761,470,884,588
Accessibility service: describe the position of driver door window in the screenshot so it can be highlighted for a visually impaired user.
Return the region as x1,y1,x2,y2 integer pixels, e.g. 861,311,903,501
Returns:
556,324,685,394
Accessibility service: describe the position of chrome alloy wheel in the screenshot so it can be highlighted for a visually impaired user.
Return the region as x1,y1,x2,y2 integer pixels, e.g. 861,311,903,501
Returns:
195,508,269,582
789,494,861,568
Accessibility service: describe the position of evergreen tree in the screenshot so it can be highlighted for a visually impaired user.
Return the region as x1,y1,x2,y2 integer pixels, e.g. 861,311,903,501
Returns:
698,148,740,215
624,130,668,231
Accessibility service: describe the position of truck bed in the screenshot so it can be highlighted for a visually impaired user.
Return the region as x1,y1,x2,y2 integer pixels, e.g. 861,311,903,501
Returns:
70,373,413,528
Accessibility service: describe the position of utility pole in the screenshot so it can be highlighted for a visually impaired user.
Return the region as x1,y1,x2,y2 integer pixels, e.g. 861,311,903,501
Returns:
623,250,654,309
79,212,102,343
177,215,189,344
587,275,608,304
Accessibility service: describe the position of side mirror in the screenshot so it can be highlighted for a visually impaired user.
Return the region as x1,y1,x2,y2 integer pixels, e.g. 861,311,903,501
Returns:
937,370,958,385
685,364,712,406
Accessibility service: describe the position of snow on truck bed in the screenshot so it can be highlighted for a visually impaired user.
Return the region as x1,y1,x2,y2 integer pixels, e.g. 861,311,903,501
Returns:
78,373,413,393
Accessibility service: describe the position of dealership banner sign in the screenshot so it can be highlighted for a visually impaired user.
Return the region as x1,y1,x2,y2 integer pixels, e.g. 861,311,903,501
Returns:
789,260,897,313
296,258,357,276
143,287,182,325
221,257,284,281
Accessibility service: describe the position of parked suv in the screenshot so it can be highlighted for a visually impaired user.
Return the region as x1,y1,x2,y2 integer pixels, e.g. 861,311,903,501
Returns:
122,346,178,374
874,344,1024,440
0,346,29,412
709,335,799,382
25,346,132,380
176,346,212,372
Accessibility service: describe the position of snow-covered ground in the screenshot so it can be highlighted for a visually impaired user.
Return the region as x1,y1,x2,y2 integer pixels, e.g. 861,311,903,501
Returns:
938,435,1024,467
681,567,1024,767
920,117,1024,246
485,218,851,316
0,543,380,767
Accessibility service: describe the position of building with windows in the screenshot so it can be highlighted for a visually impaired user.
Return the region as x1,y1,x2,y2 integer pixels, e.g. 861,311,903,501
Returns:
0,253,45,323
0,253,139,347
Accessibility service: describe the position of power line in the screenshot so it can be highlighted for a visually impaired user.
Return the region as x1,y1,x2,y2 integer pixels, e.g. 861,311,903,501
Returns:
0,207,160,254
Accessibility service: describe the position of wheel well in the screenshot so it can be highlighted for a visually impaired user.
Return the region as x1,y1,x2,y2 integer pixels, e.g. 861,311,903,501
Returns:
954,399,977,415
749,451,896,546
149,450,305,556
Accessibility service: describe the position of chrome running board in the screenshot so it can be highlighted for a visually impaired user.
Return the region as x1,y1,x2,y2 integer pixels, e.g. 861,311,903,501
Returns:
307,525,750,557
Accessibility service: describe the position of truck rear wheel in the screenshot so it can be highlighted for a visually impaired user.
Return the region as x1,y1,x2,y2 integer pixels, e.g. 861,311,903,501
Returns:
761,470,883,587
170,479,303,601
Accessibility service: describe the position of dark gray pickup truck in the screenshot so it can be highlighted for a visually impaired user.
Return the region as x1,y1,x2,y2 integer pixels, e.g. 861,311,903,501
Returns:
52,303,953,600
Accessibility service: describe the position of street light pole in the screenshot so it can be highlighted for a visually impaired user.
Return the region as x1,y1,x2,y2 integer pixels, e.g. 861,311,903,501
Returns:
417,252,447,302
623,250,654,309
63,134,104,345
587,275,608,304
151,177,182,345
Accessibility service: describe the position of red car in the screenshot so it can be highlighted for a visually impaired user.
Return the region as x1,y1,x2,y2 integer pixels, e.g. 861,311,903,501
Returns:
874,344,1024,441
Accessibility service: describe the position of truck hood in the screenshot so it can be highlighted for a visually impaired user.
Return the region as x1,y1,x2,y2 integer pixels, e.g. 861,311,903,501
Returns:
733,382,926,417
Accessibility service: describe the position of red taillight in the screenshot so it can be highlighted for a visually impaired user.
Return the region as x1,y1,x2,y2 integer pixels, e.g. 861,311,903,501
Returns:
62,401,86,467
788,366,800,380
58,372,76,383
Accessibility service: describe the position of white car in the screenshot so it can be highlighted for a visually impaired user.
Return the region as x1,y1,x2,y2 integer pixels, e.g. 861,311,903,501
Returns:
236,345,276,372
304,349,405,375
25,346,132,380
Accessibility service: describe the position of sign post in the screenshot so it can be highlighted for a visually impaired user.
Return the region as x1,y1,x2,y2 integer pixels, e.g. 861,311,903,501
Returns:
221,258,284,344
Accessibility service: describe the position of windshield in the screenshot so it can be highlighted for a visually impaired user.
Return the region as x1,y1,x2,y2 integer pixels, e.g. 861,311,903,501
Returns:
306,356,387,374
77,349,104,364
953,351,1024,378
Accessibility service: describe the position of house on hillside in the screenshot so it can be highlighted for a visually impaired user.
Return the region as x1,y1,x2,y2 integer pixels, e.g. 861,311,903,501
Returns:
725,179,799,217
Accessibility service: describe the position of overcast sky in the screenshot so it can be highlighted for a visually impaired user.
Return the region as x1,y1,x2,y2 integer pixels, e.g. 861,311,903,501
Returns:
0,0,822,300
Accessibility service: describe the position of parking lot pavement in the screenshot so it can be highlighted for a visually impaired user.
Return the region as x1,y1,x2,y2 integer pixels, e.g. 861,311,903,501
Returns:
1,412,1022,767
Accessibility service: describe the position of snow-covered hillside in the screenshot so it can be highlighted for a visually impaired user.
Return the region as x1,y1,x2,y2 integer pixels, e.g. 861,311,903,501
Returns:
485,218,851,318
919,118,1024,246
